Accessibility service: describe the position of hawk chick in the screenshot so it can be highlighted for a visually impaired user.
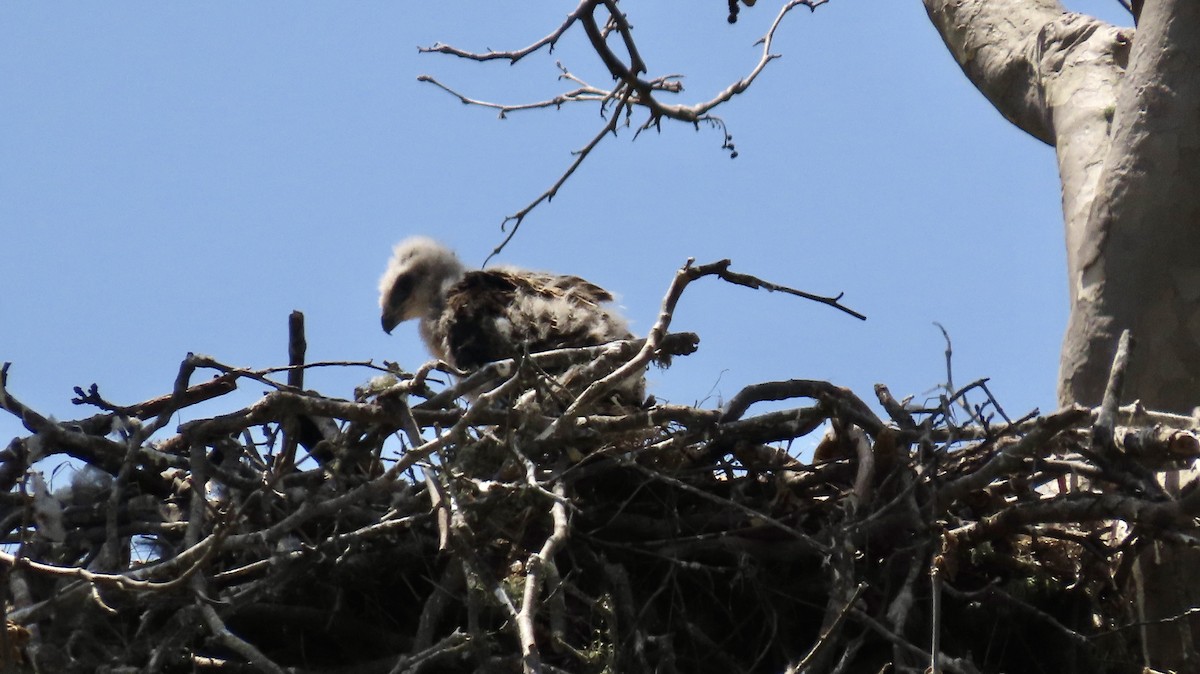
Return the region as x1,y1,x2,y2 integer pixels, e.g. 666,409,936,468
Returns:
379,236,644,406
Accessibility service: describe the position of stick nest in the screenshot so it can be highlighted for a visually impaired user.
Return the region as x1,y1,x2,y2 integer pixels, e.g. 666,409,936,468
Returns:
1,275,1198,674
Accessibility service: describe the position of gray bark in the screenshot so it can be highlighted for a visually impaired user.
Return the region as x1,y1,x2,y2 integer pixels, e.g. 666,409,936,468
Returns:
1066,0,1200,414
924,0,1200,669
926,0,1200,413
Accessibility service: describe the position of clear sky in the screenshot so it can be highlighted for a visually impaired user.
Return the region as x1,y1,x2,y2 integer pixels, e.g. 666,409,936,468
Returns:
0,2,1132,445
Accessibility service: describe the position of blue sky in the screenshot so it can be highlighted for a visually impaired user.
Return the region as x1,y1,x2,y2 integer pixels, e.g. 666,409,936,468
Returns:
1,1,1131,444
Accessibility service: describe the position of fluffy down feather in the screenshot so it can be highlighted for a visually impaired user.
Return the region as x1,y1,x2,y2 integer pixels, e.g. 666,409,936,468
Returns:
379,237,643,406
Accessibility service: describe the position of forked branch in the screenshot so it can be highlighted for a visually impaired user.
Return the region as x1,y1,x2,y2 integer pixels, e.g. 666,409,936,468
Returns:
419,0,828,256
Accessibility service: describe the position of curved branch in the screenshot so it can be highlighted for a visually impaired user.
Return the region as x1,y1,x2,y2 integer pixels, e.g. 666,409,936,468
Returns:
922,0,1065,144
418,0,594,64
419,1,825,253
416,74,609,118
487,88,635,263
541,258,864,436
579,0,820,123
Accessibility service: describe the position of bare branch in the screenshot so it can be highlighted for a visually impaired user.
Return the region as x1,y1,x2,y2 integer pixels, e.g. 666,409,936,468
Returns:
542,257,864,435
419,0,826,252
416,74,609,118
785,582,866,673
515,480,570,673
418,1,594,64
1,313,1186,671
199,603,286,674
486,88,634,264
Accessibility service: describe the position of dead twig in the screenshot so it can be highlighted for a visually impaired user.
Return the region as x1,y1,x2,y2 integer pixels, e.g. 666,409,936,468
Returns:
419,0,826,256
0,316,1182,672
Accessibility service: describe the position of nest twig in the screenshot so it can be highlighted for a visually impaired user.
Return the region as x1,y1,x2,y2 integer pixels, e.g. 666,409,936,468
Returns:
0,273,1195,673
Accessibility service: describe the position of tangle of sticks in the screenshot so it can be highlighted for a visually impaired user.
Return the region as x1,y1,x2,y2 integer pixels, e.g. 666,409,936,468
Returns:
0,261,1197,674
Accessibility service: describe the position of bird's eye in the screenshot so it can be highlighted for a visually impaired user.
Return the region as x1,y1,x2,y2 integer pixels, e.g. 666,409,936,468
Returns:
387,274,416,309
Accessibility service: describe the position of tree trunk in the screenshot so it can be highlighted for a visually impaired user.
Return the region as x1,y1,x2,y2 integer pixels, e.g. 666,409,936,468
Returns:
1064,0,1200,414
924,0,1200,669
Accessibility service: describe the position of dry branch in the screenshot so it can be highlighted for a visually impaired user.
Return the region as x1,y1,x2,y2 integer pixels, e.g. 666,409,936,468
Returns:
419,0,826,256
0,293,1193,672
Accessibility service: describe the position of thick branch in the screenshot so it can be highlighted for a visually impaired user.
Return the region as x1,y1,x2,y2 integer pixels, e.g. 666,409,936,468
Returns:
922,0,1065,144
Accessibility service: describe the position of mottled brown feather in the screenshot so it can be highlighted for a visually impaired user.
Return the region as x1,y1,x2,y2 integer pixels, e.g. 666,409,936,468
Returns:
379,237,643,407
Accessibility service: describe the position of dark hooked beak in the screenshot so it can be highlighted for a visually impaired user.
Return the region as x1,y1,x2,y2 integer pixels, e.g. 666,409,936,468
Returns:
381,315,398,334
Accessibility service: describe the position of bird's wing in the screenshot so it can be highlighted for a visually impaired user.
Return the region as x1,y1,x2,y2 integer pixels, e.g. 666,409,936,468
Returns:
514,270,616,306
438,270,519,369
438,269,631,369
